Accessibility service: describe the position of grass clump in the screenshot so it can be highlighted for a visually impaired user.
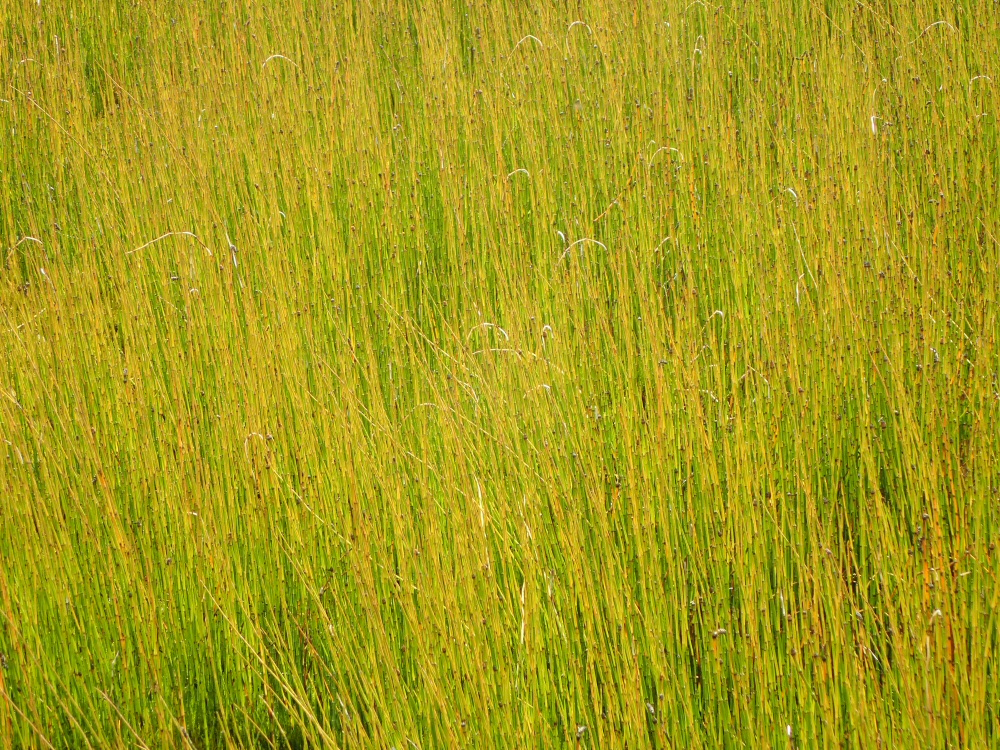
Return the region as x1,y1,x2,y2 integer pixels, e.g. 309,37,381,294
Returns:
1,1,998,747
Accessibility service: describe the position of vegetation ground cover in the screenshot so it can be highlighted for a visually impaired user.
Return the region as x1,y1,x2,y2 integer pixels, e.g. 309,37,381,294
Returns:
1,1,998,747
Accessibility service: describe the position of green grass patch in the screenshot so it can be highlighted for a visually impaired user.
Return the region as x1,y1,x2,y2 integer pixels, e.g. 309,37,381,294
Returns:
1,1,998,747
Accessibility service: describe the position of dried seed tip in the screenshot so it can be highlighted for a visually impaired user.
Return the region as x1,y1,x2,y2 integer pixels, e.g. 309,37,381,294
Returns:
125,231,213,256
510,35,543,55
910,20,956,45
467,322,509,341
506,168,530,180
262,54,300,69
557,237,608,262
969,75,993,95
648,145,684,167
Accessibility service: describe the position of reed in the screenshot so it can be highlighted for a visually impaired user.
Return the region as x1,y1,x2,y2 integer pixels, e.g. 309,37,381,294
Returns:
1,1,997,747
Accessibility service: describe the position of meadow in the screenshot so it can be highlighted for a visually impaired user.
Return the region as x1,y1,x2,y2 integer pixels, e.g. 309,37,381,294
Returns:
1,1,998,747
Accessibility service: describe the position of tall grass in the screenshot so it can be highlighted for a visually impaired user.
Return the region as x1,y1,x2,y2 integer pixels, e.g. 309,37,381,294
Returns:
1,1,998,747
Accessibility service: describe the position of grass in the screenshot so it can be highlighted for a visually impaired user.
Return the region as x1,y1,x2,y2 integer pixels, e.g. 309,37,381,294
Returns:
1,0,998,747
